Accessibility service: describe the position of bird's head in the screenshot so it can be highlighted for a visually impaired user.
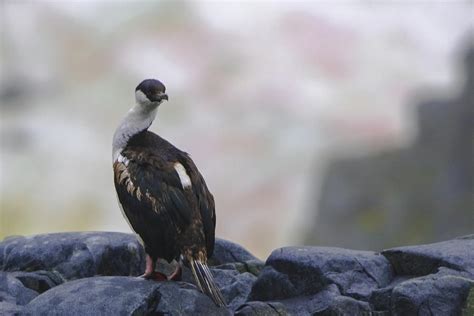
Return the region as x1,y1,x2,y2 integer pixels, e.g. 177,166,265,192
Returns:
135,79,168,108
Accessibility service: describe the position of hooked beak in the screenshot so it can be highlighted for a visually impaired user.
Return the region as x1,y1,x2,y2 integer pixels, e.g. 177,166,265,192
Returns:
151,92,168,102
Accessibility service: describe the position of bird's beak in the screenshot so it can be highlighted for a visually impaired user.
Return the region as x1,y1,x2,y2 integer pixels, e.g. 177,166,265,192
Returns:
151,92,168,102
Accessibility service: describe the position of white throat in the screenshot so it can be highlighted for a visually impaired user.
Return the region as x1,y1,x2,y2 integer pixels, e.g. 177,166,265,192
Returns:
112,103,158,162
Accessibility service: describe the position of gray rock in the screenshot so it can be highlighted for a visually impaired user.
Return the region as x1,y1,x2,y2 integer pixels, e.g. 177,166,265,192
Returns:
382,235,474,276
9,270,63,294
154,281,231,315
0,272,38,305
180,262,258,312
3,231,473,315
0,270,64,315
321,295,372,316
249,246,393,301
213,269,257,311
0,232,145,280
282,284,371,316
209,238,260,266
24,276,230,315
369,276,410,312
0,301,23,316
215,259,265,277
391,268,474,316
238,284,371,316
235,301,289,315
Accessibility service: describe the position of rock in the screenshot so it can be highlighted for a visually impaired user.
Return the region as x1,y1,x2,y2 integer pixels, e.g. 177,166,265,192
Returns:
235,301,289,315
0,270,64,316
2,232,474,314
280,284,372,316
464,287,474,315
239,284,372,316
0,232,145,280
216,259,265,277
24,276,230,315
0,301,23,316
391,268,474,315
249,246,393,301
24,276,160,315
9,270,63,294
213,269,257,311
154,281,231,315
369,276,410,312
382,235,474,276
0,272,38,305
322,295,371,316
209,238,260,266
180,262,258,312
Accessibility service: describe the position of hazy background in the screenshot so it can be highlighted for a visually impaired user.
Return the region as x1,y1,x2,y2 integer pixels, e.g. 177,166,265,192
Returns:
1,0,472,259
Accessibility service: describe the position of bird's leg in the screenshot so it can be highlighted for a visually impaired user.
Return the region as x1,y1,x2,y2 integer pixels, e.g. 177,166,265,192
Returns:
139,254,155,278
168,261,182,281
139,254,167,281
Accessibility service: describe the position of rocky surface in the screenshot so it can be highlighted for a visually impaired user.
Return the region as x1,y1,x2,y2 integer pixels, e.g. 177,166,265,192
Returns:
0,232,145,280
1,232,473,315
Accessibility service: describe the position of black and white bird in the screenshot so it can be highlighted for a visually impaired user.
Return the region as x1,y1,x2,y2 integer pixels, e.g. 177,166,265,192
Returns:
112,79,225,307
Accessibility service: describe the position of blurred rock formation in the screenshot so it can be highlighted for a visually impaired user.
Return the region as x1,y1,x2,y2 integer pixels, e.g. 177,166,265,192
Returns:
305,41,474,250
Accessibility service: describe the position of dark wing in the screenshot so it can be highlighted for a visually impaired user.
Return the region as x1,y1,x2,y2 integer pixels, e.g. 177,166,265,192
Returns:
180,154,217,258
114,148,193,261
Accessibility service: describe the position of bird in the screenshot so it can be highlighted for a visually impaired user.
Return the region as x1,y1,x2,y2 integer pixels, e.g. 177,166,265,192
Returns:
112,79,226,307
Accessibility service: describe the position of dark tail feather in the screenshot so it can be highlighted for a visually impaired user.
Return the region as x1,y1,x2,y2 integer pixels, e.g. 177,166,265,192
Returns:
190,258,226,307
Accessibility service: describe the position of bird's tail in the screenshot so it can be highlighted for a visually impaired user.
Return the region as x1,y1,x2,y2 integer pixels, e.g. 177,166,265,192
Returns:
189,257,226,307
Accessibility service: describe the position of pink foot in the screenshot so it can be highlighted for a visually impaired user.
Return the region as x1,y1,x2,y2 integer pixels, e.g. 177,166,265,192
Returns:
168,265,182,281
138,254,168,281
148,271,168,281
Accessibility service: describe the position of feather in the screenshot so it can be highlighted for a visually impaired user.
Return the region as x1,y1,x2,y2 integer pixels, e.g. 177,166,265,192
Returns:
190,258,226,307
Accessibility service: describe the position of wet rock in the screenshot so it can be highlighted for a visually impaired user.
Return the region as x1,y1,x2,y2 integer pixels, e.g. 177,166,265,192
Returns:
382,235,474,276
0,232,145,280
249,246,393,301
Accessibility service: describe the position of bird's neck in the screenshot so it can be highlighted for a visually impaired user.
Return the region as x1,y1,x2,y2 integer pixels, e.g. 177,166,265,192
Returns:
112,104,158,161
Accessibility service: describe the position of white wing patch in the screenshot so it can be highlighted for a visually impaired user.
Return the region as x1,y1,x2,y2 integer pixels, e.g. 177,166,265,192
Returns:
174,162,192,189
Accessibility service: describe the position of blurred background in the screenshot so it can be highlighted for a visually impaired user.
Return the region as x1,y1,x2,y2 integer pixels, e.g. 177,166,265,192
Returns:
1,0,472,259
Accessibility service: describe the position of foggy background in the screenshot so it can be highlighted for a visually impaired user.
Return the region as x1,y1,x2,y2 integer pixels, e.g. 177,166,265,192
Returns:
1,1,472,259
